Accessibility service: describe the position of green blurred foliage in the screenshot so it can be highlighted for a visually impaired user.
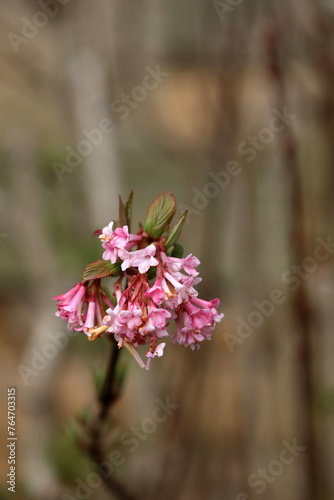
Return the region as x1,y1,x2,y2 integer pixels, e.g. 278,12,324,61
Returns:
46,425,92,483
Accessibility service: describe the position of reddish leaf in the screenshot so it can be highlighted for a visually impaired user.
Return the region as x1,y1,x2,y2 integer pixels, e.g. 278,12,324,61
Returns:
125,190,134,230
81,260,121,282
118,195,127,227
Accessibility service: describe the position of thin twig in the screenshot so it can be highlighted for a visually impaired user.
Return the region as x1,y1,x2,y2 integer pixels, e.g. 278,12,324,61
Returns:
84,337,137,500
98,337,121,418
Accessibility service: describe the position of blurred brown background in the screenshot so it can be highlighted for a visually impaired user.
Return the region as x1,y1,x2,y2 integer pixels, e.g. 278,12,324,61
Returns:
1,0,334,499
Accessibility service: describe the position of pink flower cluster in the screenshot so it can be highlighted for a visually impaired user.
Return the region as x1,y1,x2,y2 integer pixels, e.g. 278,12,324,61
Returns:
54,220,223,370
54,280,114,337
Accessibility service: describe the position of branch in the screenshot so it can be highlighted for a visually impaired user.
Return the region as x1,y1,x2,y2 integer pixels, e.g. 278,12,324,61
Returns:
83,337,138,500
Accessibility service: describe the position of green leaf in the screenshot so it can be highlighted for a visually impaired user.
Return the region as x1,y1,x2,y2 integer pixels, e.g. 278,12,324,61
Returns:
144,192,176,239
147,266,157,281
165,210,188,250
81,260,121,282
64,421,81,442
166,242,184,258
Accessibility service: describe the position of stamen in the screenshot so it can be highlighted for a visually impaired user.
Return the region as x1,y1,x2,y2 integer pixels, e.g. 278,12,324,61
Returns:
87,324,109,341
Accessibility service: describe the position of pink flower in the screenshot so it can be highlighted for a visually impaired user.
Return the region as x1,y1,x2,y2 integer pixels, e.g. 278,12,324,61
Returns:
119,244,159,274
174,320,206,347
80,289,114,340
54,280,113,338
83,299,97,329
100,221,114,240
138,304,171,336
182,254,201,276
54,283,87,331
190,297,222,321
161,271,200,306
100,222,142,263
145,267,201,309
102,274,171,368
118,308,144,331
171,297,223,348
114,226,142,248
104,279,170,343
54,283,83,304
161,252,200,276
151,342,166,357
183,301,213,329
148,307,171,329
145,342,166,370
144,275,165,304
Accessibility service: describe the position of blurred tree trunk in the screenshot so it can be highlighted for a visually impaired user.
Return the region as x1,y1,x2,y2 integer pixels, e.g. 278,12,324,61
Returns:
64,0,122,228
9,133,63,499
